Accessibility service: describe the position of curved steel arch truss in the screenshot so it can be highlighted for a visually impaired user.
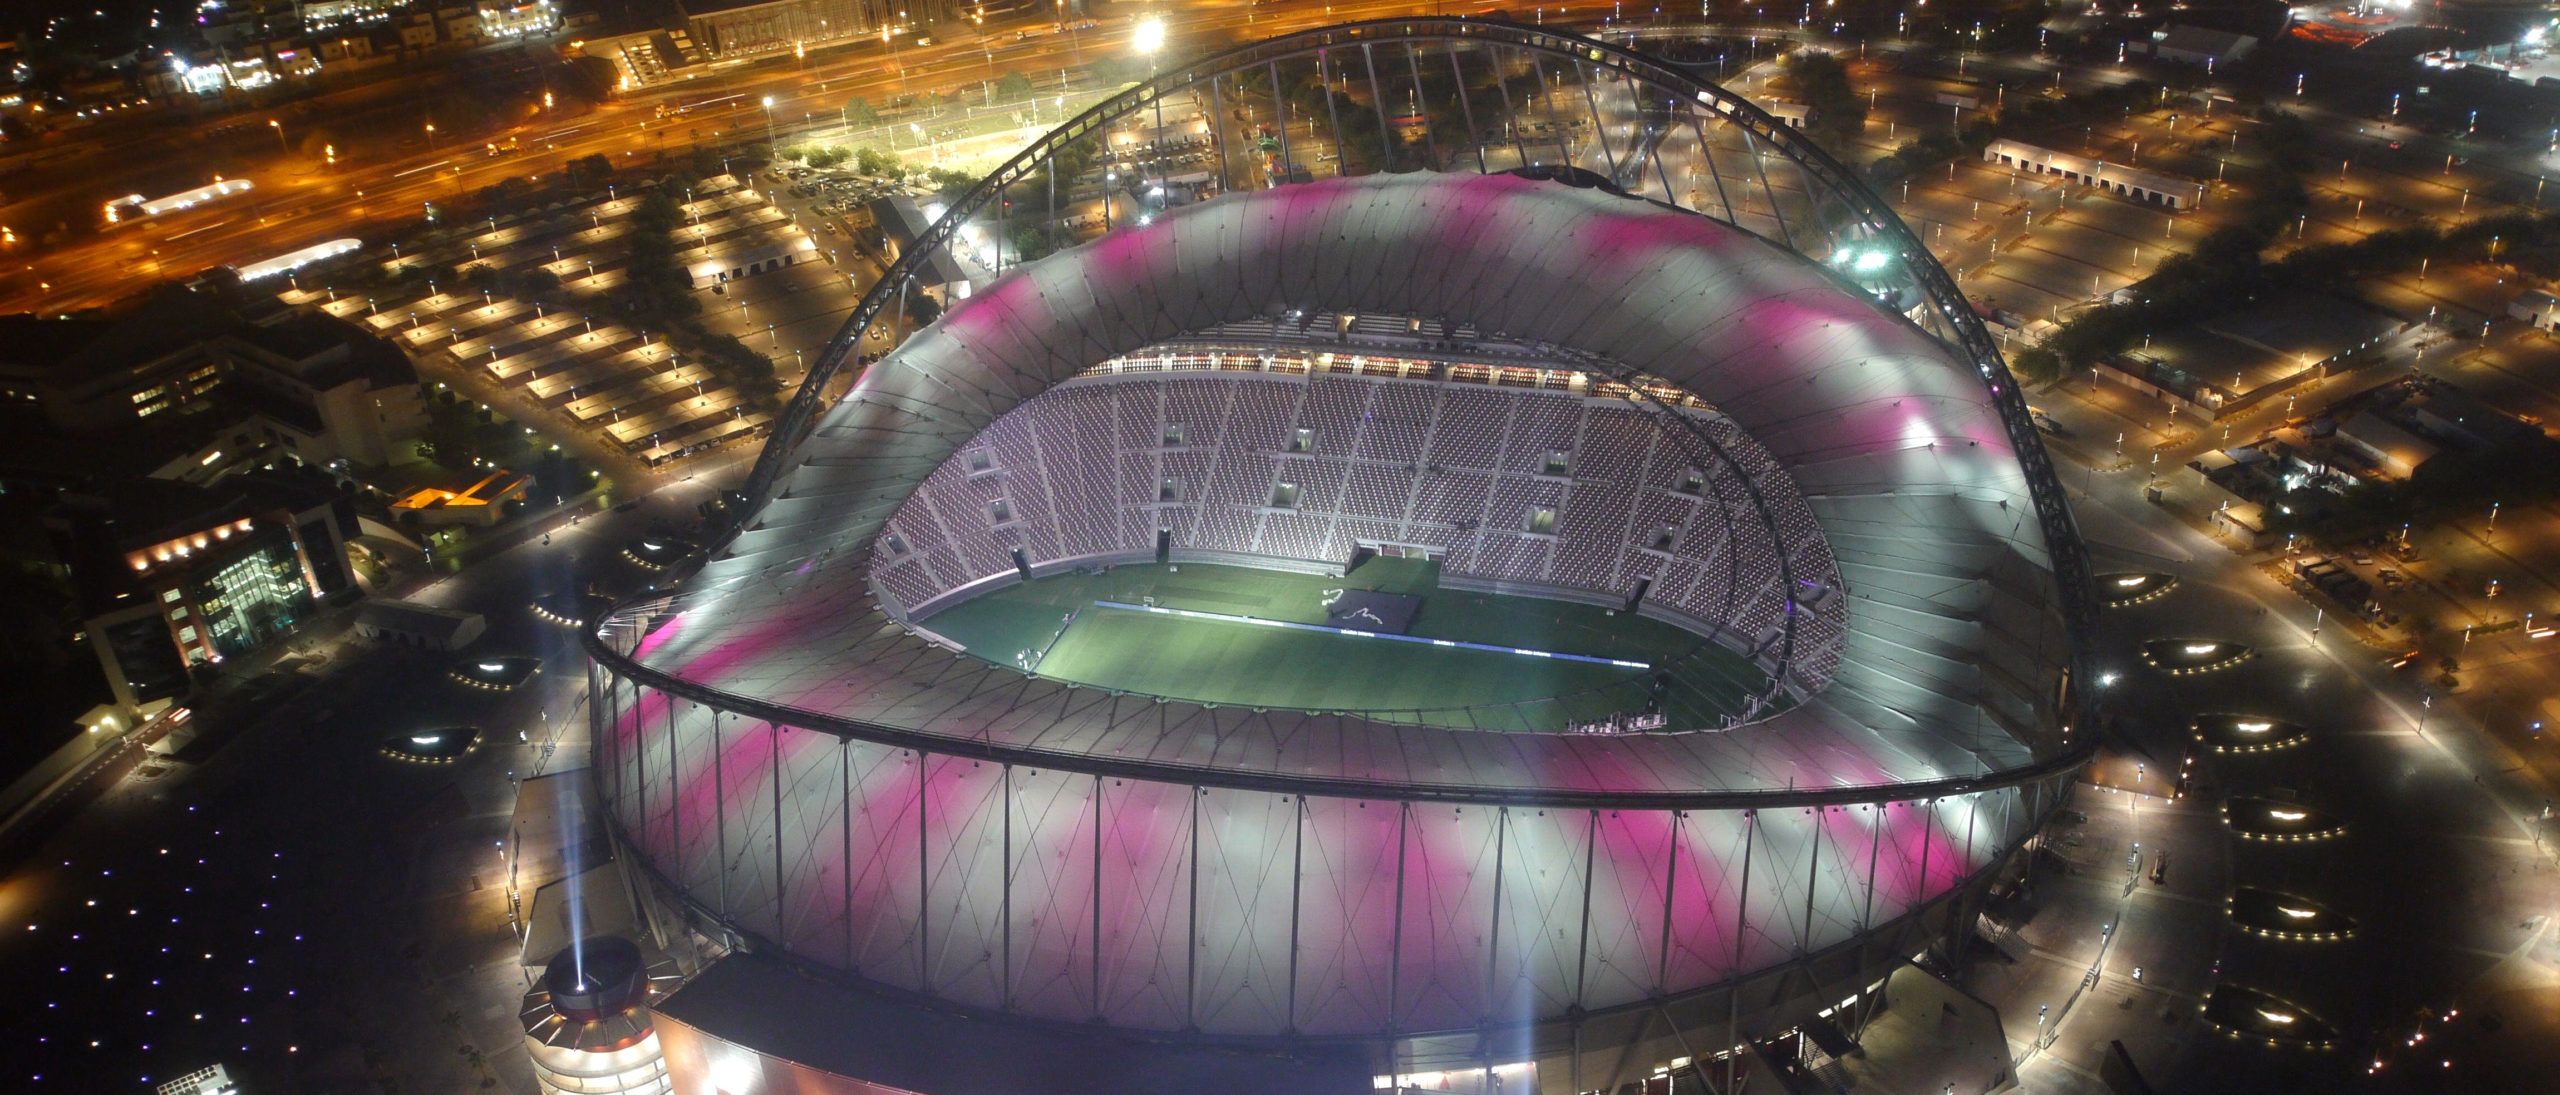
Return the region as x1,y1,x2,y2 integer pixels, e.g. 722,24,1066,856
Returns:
732,16,2093,634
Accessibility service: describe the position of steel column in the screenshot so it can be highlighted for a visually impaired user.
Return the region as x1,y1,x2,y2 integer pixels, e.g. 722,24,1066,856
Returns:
1572,808,1597,1009
1389,800,1409,1034
1209,78,1233,193
1362,42,1394,170
1002,762,1014,1008
1187,784,1201,1030
1490,47,1529,170
1445,41,1486,174
1575,61,1620,182
1092,771,1104,1021
1319,50,1349,176
918,749,931,988
1656,810,1680,995
1268,62,1291,182
713,711,729,919
1724,810,1756,1094
843,741,855,972
772,721,786,938
1486,805,1508,1024
1286,793,1305,1031
1404,42,1439,171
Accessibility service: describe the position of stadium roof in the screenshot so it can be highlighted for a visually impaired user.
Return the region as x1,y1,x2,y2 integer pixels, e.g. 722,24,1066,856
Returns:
616,171,2074,806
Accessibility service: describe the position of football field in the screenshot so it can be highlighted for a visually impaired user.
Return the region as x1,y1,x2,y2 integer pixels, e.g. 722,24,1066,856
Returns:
920,559,1769,730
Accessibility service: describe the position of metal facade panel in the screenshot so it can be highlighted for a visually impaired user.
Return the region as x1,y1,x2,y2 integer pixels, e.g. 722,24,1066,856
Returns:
1095,778,1193,1030
921,755,1009,1008
1007,765,1099,1018
1396,804,1501,1030
1193,788,1300,1034
1293,797,1403,1035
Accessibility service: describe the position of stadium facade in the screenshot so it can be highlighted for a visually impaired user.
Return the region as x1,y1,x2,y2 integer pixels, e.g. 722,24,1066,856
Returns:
585,19,2096,1094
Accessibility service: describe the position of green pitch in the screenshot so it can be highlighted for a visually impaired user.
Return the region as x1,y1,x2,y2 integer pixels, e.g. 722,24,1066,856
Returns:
919,558,1771,731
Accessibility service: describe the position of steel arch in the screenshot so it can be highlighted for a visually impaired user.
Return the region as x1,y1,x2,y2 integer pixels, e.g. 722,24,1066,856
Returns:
727,17,2094,637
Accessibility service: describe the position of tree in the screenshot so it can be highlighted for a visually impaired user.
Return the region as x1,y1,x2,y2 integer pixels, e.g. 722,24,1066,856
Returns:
842,96,880,127
855,146,903,176
926,167,974,199
560,55,618,103
567,153,614,188
806,145,849,170
994,71,1035,100
422,395,480,468
2008,346,2061,386
1785,50,1866,150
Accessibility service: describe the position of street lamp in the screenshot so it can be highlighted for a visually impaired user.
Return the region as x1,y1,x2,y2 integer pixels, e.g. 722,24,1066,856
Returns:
268,118,287,154
425,122,437,149
762,95,778,160
1133,16,1165,56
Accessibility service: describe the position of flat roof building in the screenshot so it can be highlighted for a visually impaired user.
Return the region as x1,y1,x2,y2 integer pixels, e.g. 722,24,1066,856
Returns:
1983,139,2204,210
45,470,358,711
353,598,485,650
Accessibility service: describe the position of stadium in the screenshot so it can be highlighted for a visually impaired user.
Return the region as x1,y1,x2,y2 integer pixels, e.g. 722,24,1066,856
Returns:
583,19,2095,1095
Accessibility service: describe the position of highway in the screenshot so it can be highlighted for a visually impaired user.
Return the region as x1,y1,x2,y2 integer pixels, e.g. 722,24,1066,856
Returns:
0,0,1579,314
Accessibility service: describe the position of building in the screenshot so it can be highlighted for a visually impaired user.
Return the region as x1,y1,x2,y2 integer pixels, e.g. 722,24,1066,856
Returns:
684,233,821,291
0,288,423,471
2335,411,2441,480
2148,25,2257,68
676,0,915,59
352,598,486,650
582,24,2089,1093
0,284,235,430
48,472,358,711
864,193,971,299
389,468,534,527
2509,289,2560,330
2404,385,2548,451
1983,138,2204,209
220,312,427,466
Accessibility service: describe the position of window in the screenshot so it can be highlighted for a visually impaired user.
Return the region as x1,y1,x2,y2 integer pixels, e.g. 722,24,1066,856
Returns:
1542,451,1571,476
168,605,189,622
1162,423,1186,448
1288,427,1315,453
1159,477,1183,503
1270,482,1300,509
161,588,184,603
965,449,995,473
1677,469,1706,495
882,531,909,556
1651,525,1677,551
177,625,198,643
988,498,1012,524
1525,508,1557,535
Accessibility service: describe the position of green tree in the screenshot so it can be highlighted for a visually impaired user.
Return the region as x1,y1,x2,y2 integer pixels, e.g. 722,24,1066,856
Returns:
926,167,974,199
855,146,903,176
422,395,480,468
994,71,1034,100
1785,50,1866,150
2008,346,2061,386
560,55,618,103
842,95,880,127
567,153,614,188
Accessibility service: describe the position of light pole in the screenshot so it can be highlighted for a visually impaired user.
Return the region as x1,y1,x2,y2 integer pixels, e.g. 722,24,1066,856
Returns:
762,96,778,160
268,118,287,154
425,122,437,150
